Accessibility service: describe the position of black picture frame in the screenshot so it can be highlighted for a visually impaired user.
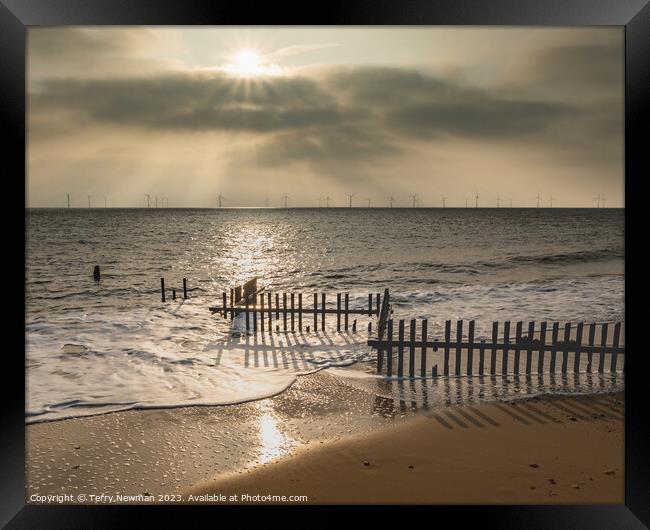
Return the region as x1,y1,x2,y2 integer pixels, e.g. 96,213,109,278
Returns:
4,0,649,526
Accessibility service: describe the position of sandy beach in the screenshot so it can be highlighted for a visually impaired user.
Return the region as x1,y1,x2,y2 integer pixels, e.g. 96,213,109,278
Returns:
186,391,624,504
26,368,623,505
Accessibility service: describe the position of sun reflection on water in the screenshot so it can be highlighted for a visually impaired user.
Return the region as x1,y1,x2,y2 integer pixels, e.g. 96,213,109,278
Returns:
255,402,296,465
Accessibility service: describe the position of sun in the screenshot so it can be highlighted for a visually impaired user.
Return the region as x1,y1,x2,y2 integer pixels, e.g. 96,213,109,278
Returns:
223,49,282,77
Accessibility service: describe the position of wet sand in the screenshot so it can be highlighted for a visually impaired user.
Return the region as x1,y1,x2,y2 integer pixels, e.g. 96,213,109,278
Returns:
187,392,624,504
26,369,623,505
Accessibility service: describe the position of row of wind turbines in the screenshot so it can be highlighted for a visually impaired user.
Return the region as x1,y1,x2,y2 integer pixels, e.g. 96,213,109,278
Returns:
212,192,610,208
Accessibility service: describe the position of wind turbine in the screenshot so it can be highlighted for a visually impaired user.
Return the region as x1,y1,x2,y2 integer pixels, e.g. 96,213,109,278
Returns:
442,196,446,208
496,195,500,208
283,194,290,208
346,194,354,208
549,195,554,208
475,193,479,208
104,196,108,208
325,195,331,208
409,194,417,208
66,192,71,208
389,195,395,208
602,196,607,208
87,195,92,208
465,197,468,208
145,194,151,208
217,194,224,208
594,193,601,208
155,196,159,208
366,197,371,208
536,193,541,208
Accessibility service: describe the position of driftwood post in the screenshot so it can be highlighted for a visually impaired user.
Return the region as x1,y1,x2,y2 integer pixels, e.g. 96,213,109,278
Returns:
267,292,273,334
561,323,571,373
298,293,303,332
550,322,559,374
455,320,463,376
513,321,523,375
598,323,609,373
525,321,535,375
283,293,288,332
574,322,584,373
321,293,326,331
313,293,318,332
260,294,265,333
230,289,235,320
160,278,165,302
245,300,250,331
183,278,187,299
408,319,416,378
478,340,486,376
290,293,295,332
222,292,227,318
345,293,349,331
587,322,596,372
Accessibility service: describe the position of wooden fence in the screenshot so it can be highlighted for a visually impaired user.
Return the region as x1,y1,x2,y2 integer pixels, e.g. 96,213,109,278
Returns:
160,277,188,302
208,290,386,334
369,319,625,379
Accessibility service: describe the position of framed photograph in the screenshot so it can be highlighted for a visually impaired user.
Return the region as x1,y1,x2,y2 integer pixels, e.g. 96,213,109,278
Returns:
5,0,649,525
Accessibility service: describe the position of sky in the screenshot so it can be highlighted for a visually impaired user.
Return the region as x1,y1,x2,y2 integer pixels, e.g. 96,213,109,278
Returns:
27,27,624,208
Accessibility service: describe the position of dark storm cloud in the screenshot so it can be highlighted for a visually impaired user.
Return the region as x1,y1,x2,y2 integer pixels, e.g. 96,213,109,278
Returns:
32,66,579,138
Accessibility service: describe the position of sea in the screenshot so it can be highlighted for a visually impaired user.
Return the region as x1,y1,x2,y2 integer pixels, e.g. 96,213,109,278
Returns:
26,208,625,423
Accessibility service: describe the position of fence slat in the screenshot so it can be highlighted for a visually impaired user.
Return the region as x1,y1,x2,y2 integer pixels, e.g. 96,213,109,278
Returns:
610,322,621,372
502,321,511,375
260,294,265,333
490,322,498,375
245,300,250,331
337,293,341,332
290,293,295,332
587,323,596,371
467,320,475,375
550,322,559,373
408,319,416,378
573,322,584,373
222,292,227,318
523,321,533,375
281,293,286,331
230,289,235,320
513,321,523,375
444,320,451,376
397,320,405,378
275,293,280,319
538,322,547,374
455,320,463,376
253,299,257,332
376,293,380,316
479,340,486,376
313,293,318,332
420,319,428,377
386,319,394,377
561,322,571,373
298,293,302,332
321,293,326,331
598,323,608,373
268,292,272,333
345,293,350,331
368,294,372,317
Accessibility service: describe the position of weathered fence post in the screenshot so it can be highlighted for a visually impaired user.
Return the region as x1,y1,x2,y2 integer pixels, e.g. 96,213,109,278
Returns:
321,293,326,331
397,319,405,378
283,293,288,332
573,322,584,373
525,321,535,375
386,319,394,377
222,292,227,318
245,300,250,331
598,323,609,373
550,322,559,373
260,294,265,333
444,320,451,376
183,278,187,299
538,322,547,374
420,319,428,378
290,293,295,332
276,293,280,319
587,322,596,372
561,323,571,373
298,293,303,332
513,321,523,375
368,294,372,317
502,321,511,375
345,293,349,331
268,292,273,334
478,340,486,376
230,289,235,320
490,322,498,375
253,299,257,332
408,319,416,378
160,278,165,302
610,322,621,372
313,293,318,332
455,320,463,376
337,293,341,331
467,320,475,376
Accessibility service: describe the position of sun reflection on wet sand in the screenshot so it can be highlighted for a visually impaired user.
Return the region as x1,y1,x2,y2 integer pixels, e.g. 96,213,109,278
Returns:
255,402,296,465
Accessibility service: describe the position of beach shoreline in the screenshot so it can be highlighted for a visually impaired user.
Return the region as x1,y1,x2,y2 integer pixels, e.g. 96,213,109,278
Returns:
185,391,624,504
26,368,624,505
